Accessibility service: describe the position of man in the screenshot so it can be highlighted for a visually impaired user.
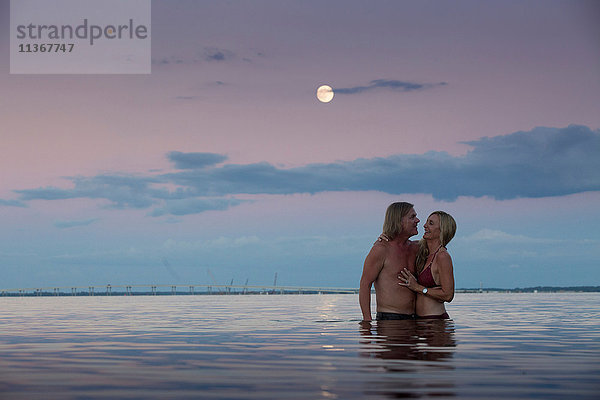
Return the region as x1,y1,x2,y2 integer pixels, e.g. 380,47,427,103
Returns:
359,202,420,321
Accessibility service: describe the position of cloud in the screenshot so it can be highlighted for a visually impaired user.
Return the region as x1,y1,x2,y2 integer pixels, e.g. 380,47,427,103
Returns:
54,218,99,229
460,229,562,244
161,125,599,201
167,151,227,169
151,46,238,66
166,235,262,250
13,125,599,216
203,47,234,62
149,197,247,217
17,174,168,209
152,56,185,65
0,199,27,207
335,79,447,95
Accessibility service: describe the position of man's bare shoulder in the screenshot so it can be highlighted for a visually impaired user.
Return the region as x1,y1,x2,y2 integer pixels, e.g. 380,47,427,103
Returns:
363,241,390,273
367,240,392,259
370,239,391,253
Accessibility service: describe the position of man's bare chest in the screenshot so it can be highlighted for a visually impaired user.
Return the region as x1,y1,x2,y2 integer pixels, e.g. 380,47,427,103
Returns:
383,249,415,275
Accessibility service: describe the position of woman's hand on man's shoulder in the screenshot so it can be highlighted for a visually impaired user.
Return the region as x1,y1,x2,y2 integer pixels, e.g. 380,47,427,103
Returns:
374,233,390,245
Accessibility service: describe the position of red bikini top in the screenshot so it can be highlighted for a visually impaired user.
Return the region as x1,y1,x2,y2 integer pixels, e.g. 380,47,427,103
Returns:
418,265,437,288
417,246,443,288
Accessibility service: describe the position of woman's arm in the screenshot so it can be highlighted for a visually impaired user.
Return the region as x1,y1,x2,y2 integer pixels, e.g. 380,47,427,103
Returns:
430,252,454,302
399,252,454,303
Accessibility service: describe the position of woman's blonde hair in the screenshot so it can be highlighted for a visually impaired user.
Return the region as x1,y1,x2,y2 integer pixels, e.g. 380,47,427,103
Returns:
382,202,414,240
415,211,457,274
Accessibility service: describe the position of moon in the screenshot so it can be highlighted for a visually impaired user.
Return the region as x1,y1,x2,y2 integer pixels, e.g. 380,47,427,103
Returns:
316,85,334,103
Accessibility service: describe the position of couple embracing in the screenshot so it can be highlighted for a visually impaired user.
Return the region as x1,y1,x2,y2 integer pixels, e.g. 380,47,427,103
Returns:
359,202,456,322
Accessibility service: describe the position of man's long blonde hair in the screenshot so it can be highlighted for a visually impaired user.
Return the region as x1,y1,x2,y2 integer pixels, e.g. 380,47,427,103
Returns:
382,202,414,240
415,211,457,274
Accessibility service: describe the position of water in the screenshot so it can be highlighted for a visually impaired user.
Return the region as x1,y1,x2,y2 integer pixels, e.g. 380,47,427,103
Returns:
1,293,598,399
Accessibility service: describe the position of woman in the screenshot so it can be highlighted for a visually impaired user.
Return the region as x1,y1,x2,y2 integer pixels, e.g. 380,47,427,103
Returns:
399,211,456,319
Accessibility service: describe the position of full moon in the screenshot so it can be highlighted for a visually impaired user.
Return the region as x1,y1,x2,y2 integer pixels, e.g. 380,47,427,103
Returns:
316,85,334,103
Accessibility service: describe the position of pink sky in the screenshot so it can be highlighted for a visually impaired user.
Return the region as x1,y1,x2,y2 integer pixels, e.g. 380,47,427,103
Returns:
1,0,599,289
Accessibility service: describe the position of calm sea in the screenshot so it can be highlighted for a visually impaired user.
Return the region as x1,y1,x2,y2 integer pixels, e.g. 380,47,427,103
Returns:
1,293,598,399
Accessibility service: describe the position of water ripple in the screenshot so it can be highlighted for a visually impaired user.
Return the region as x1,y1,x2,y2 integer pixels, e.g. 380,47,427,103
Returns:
0,293,599,399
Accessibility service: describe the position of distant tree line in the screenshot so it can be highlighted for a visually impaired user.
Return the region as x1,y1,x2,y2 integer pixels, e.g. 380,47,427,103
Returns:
458,286,600,293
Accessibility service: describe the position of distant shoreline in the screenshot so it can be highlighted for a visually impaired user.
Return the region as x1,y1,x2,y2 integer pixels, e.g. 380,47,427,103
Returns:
1,285,599,297
456,286,600,293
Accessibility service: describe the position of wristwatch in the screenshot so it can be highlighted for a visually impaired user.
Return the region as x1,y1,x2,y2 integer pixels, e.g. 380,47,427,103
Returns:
422,287,428,295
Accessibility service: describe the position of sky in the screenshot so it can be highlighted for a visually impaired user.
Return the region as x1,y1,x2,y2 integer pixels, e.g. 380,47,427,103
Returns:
1,0,599,290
